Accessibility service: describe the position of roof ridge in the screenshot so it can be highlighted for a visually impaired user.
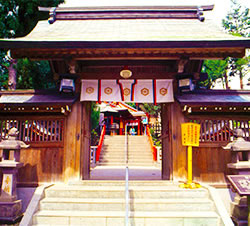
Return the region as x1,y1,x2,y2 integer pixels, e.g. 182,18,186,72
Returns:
48,5,214,24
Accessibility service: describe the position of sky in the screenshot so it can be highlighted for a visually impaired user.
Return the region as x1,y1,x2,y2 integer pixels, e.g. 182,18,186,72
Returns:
61,0,250,27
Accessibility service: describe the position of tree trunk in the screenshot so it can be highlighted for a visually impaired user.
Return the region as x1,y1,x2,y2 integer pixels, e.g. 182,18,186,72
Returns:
224,73,230,90
8,59,17,90
239,71,243,89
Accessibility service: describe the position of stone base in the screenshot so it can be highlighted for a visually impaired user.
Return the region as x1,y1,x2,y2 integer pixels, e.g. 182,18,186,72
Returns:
230,195,248,225
0,200,22,223
0,215,23,225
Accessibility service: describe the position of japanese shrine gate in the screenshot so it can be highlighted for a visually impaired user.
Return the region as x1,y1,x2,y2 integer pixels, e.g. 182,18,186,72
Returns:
0,4,250,185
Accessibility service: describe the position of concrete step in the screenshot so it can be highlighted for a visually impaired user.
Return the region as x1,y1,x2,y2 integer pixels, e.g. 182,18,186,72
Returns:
99,158,153,163
100,150,152,154
100,152,153,158
32,182,224,226
101,149,124,151
102,147,151,150
45,186,209,199
100,152,152,156
98,163,155,167
98,159,154,163
102,146,150,150
98,160,126,163
40,197,215,212
98,163,126,166
33,210,220,226
101,150,151,154
68,180,176,186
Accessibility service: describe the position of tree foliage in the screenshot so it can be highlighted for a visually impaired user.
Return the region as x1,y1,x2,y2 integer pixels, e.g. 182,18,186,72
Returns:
0,0,64,38
139,103,161,117
222,0,250,37
91,102,100,145
0,0,64,89
201,59,228,88
16,59,55,89
202,0,249,89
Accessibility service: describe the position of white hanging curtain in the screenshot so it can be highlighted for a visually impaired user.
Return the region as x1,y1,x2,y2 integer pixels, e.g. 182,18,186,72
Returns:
81,79,174,103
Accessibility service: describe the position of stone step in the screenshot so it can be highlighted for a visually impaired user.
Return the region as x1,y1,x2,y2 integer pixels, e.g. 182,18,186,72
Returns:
33,210,220,226
100,151,152,155
68,180,176,186
98,162,154,166
40,197,215,212
97,163,156,167
99,159,153,163
100,153,152,157
103,144,149,146
102,148,152,152
99,155,152,159
98,160,126,163
103,138,148,141
98,158,154,162
99,158,153,162
101,151,151,155
97,163,126,166
98,161,155,165
100,151,152,157
45,186,209,199
98,163,155,167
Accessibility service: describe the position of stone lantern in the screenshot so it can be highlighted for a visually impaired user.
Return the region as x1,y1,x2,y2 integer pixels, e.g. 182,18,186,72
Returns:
223,128,250,174
223,129,250,225
0,127,29,223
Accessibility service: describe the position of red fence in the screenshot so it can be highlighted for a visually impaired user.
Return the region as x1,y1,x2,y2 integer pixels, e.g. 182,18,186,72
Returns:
96,124,106,162
146,125,157,161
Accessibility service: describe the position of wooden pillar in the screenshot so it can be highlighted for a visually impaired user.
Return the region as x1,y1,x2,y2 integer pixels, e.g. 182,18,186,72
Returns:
161,103,173,180
64,101,82,182
80,101,91,180
8,59,17,90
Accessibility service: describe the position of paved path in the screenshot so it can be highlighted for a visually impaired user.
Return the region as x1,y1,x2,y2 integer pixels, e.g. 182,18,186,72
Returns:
90,165,161,180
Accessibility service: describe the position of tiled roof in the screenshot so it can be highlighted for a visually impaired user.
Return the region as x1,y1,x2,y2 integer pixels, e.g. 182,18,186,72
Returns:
15,18,243,42
175,91,250,106
0,5,248,59
0,93,78,105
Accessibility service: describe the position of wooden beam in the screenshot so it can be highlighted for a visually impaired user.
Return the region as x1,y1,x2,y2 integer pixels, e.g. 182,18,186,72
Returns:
11,46,246,60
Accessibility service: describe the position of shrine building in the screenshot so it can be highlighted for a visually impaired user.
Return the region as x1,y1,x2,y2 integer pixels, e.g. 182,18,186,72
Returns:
0,2,250,185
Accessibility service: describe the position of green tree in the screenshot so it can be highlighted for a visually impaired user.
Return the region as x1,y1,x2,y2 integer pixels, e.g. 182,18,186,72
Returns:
200,59,228,89
0,51,9,89
222,0,249,37
0,0,64,89
91,102,100,145
17,59,55,89
202,0,249,89
139,103,161,117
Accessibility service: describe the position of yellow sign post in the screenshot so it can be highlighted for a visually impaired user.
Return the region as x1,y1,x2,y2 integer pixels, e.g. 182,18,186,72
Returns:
180,122,201,189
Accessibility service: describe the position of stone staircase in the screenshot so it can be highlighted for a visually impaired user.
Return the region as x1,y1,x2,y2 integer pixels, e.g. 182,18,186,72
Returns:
32,181,224,226
98,135,155,166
